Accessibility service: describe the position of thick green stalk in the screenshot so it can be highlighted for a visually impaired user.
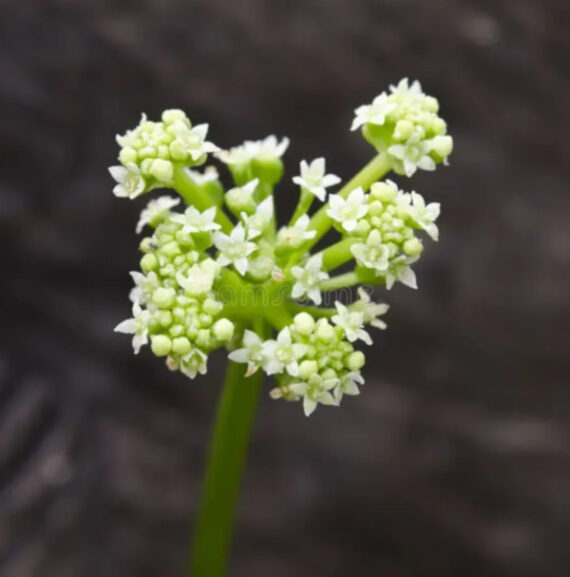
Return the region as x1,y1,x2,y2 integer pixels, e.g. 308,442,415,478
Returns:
319,271,360,291
173,167,234,232
189,354,265,577
320,237,358,271
306,153,392,249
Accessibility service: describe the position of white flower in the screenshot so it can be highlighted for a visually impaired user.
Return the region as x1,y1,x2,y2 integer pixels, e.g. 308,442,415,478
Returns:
114,301,151,354
109,163,146,199
116,113,147,148
389,78,423,102
351,92,396,131
386,255,419,290
241,197,274,239
253,135,289,159
332,302,372,345
228,330,265,376
277,215,317,248
129,271,160,304
260,327,307,376
180,349,208,379
289,373,339,417
171,206,221,234
333,372,364,404
350,229,390,274
185,166,220,186
214,223,258,276
292,157,341,202
398,191,440,241
136,196,180,233
172,123,219,161
388,130,436,177
352,287,389,330
327,187,369,232
291,253,329,305
177,259,219,296
215,142,256,165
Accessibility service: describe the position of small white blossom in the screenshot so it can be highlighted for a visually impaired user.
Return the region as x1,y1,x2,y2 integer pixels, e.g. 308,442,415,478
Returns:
386,255,419,290
180,349,208,379
388,130,436,177
136,196,180,234
215,143,256,165
116,113,147,148
352,287,389,329
389,78,423,102
177,259,219,296
292,157,341,202
114,301,151,354
289,374,339,417
214,223,258,276
173,123,219,161
171,206,221,235
260,327,307,376
291,253,329,305
109,163,146,199
254,135,289,159
277,215,317,248
327,187,369,233
333,372,364,404
332,302,372,345
398,191,440,241
351,92,396,131
228,330,265,376
241,197,274,239
129,271,160,304
350,229,390,274
185,166,220,186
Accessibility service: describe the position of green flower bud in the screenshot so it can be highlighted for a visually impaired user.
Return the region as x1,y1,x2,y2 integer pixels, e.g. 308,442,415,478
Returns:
293,312,315,336
393,120,414,141
346,351,365,371
321,368,338,381
371,182,398,203
152,287,176,309
315,320,335,343
169,324,185,338
212,318,235,341
225,186,257,216
150,159,174,183
172,336,192,355
157,310,173,327
151,335,172,357
162,109,188,125
196,329,211,348
403,237,423,256
119,147,138,164
429,135,453,160
203,298,224,316
247,256,274,282
169,139,188,161
140,253,158,272
298,360,318,380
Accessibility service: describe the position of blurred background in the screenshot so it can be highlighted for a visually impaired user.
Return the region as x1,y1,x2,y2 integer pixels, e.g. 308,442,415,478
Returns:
1,0,569,576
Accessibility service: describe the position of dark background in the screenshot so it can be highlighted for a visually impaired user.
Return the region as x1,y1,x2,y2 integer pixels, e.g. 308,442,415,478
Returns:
1,1,569,576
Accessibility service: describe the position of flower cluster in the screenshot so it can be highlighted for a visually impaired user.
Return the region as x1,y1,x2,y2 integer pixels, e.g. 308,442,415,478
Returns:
352,78,453,177
327,180,440,289
112,78,452,416
110,110,219,198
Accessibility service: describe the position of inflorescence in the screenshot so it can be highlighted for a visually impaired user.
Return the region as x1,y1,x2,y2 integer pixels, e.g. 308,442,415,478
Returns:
112,78,452,416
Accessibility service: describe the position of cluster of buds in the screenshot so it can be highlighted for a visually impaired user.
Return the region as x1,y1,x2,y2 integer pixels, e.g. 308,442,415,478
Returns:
352,78,453,177
111,78,452,416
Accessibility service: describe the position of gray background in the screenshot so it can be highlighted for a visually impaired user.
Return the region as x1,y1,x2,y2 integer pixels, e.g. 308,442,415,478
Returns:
0,1,568,576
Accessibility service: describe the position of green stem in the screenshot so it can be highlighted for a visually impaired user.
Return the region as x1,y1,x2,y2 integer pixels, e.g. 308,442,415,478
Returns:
305,153,392,250
173,166,234,233
289,189,314,226
189,345,265,577
320,271,360,291
320,237,358,271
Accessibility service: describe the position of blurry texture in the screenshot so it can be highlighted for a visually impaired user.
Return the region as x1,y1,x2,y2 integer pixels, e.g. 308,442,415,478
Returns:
0,0,569,576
